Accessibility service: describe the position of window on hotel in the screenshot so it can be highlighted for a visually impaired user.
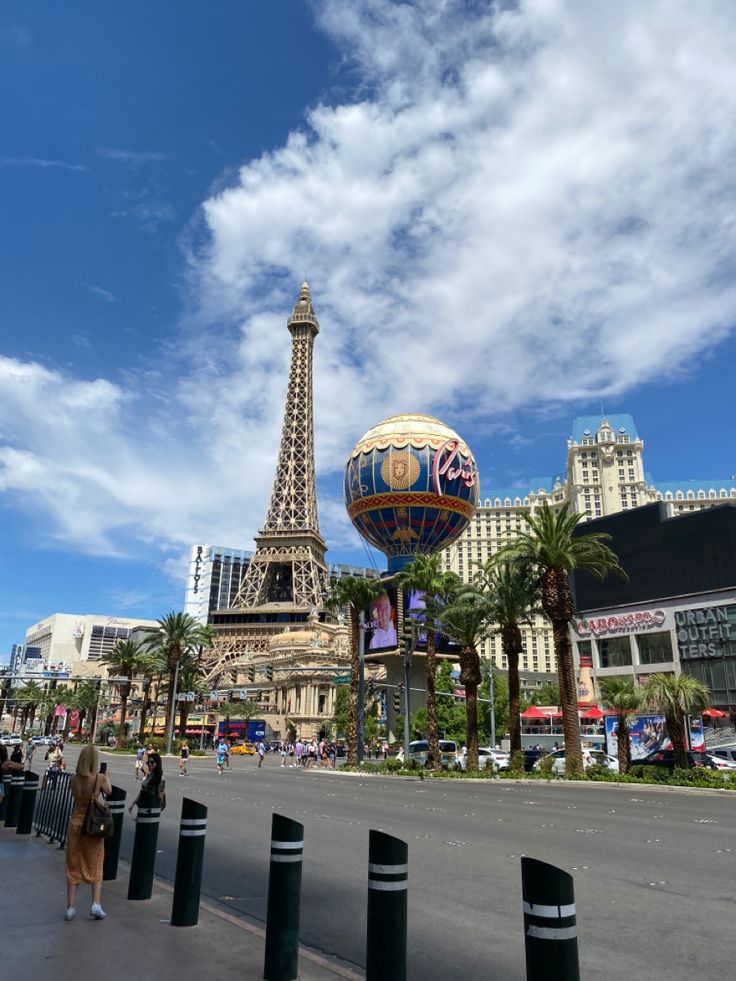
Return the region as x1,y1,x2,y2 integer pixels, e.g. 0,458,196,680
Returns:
637,631,673,665
599,636,632,667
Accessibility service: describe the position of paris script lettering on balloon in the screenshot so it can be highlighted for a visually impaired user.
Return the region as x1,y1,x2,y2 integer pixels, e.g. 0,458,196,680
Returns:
432,439,478,496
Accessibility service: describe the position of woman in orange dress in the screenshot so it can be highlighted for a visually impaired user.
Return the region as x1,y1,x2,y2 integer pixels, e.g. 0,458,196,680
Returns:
65,744,112,921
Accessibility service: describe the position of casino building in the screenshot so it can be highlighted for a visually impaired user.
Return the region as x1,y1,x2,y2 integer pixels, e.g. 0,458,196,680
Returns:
441,414,736,676
569,502,736,713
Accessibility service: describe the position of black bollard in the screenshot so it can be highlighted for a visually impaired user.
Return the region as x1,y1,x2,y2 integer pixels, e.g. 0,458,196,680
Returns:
366,830,408,981
16,771,40,835
0,772,11,821
103,786,127,881
263,813,304,981
4,772,26,828
171,798,208,927
127,789,161,901
521,857,580,981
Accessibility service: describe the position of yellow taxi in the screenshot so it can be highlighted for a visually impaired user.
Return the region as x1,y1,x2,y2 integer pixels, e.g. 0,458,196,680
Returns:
230,741,257,755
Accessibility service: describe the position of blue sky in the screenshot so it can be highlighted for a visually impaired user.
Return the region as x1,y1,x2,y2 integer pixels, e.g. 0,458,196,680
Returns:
1,1,735,657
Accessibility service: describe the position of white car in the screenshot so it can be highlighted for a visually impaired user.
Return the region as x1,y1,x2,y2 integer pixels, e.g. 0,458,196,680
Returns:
0,734,22,747
707,754,736,771
455,747,510,772
534,748,619,775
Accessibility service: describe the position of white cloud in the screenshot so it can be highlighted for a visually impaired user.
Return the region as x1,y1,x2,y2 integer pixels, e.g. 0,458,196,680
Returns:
0,156,87,172
95,148,166,164
82,282,116,303
3,0,736,567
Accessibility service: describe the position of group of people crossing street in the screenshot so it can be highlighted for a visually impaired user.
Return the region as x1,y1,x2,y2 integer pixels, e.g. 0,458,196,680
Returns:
279,737,337,768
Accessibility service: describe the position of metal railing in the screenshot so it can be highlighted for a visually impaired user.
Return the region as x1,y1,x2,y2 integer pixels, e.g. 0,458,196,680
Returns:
33,768,73,848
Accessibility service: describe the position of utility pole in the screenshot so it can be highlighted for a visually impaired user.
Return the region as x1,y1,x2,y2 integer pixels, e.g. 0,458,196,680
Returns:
401,617,419,761
357,610,366,764
166,658,182,756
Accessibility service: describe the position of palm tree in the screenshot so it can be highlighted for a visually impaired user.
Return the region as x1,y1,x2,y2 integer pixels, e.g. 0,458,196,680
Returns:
70,681,99,739
398,555,460,771
644,673,711,768
497,503,626,776
328,577,383,768
476,561,541,755
102,638,147,745
16,681,44,732
143,612,207,739
216,697,261,740
440,588,495,771
598,677,642,775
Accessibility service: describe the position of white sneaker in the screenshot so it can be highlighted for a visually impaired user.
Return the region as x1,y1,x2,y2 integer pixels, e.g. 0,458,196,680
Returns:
64,907,76,921
90,903,106,920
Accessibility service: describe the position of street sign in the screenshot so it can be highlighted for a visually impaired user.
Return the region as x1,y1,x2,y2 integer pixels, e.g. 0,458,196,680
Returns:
333,674,351,685
239,688,249,700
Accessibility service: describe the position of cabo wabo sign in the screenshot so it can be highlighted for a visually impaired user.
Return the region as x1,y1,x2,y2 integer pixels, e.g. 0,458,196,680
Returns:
574,609,666,638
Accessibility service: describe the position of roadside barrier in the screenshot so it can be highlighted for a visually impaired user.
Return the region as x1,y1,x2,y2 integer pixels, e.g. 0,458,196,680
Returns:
521,857,580,981
4,771,27,828
263,813,304,981
16,771,40,835
127,788,161,900
103,786,127,881
33,769,74,848
366,830,408,981
171,798,208,927
0,771,11,821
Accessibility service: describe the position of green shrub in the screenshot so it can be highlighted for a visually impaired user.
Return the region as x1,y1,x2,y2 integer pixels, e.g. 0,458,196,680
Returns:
538,754,557,780
509,750,525,776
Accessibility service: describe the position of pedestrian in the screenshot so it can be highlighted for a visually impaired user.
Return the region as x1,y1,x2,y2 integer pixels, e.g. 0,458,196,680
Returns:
328,741,336,769
280,740,288,767
10,743,23,765
215,737,229,775
134,744,145,779
129,751,166,814
226,738,232,770
294,740,303,767
257,739,266,768
382,741,389,761
64,744,112,921
25,735,36,771
179,740,189,776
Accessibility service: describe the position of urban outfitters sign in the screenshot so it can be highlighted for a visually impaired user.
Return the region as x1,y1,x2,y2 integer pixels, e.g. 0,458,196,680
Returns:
676,605,736,660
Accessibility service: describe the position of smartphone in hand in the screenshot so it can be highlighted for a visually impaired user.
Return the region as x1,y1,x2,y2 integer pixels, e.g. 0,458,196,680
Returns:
99,762,107,774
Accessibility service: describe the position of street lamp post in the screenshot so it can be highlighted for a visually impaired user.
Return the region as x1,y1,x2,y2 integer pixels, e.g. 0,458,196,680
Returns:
488,658,496,749
166,658,182,756
357,610,366,764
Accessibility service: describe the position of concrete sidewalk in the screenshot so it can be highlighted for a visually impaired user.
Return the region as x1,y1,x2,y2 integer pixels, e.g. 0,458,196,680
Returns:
0,827,362,980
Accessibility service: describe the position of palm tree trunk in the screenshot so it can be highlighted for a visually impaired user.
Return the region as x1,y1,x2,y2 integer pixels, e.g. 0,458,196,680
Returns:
552,618,584,776
179,700,190,739
616,714,631,775
118,684,130,746
78,708,87,738
503,625,523,754
347,614,360,768
460,645,482,770
425,634,440,771
164,664,178,739
12,704,19,731
668,714,687,768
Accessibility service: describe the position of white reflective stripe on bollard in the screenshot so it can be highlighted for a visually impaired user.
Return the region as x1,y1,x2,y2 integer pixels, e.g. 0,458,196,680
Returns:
180,818,207,826
526,925,578,941
523,902,576,919
368,880,408,891
369,863,408,875
270,854,302,863
180,829,207,837
270,840,303,849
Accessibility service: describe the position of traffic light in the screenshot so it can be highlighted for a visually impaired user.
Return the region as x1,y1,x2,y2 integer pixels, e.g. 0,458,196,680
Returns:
248,664,255,683
94,680,101,692
402,617,417,656
393,686,402,713
265,664,274,682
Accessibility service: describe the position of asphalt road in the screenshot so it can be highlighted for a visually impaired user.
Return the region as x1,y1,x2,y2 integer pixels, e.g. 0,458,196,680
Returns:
88,751,734,979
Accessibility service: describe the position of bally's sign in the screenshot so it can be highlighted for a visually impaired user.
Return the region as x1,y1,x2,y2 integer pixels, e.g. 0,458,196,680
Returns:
574,609,666,637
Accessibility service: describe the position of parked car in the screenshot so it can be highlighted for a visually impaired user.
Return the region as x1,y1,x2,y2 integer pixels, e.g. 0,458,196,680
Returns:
639,749,716,770
230,741,257,755
533,748,619,776
707,754,736,771
0,734,22,747
455,747,510,772
31,735,48,747
407,739,458,769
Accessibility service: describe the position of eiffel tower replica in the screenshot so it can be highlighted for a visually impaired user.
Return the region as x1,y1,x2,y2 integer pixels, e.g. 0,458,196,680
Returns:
202,283,332,682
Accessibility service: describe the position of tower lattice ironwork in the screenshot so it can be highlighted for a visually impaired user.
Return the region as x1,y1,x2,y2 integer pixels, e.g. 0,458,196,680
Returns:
203,283,330,681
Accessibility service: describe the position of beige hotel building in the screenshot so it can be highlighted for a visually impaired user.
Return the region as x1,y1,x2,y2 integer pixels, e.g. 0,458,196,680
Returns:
441,414,736,675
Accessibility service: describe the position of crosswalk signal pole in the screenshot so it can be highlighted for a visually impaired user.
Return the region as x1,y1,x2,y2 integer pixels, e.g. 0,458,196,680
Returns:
401,617,417,761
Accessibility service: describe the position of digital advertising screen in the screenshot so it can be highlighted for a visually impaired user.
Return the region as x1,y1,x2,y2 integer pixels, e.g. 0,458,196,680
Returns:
405,589,460,655
366,588,398,652
605,714,705,759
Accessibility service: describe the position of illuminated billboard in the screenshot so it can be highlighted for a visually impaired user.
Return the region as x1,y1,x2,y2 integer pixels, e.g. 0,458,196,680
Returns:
405,589,460,655
366,588,398,652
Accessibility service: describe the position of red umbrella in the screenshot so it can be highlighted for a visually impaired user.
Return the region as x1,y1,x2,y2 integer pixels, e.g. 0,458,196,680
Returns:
702,707,728,718
580,706,603,719
521,706,552,718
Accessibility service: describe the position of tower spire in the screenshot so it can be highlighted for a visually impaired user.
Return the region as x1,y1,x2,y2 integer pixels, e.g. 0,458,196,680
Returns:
232,283,328,609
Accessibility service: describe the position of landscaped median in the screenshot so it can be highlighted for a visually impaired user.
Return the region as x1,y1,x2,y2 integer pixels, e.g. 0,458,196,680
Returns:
346,758,736,791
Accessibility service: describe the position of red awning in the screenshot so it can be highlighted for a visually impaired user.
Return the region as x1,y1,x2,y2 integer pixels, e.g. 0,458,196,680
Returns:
702,707,728,718
579,706,603,719
521,706,561,719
